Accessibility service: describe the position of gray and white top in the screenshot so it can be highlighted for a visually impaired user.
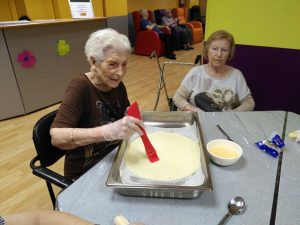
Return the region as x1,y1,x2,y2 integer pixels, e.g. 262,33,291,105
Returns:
175,65,252,111
0,216,6,225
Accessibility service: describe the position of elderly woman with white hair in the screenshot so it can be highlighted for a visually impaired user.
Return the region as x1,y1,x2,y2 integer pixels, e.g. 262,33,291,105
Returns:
140,9,176,60
50,28,144,180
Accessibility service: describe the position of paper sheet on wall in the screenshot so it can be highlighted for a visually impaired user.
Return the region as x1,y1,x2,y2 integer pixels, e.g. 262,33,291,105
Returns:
68,0,94,18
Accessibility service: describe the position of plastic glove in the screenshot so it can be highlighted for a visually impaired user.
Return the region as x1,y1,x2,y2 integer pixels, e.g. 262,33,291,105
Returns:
114,215,145,225
288,130,300,143
100,116,144,141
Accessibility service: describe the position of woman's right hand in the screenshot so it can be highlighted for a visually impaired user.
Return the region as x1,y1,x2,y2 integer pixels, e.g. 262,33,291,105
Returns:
100,116,144,141
182,104,202,112
114,215,146,225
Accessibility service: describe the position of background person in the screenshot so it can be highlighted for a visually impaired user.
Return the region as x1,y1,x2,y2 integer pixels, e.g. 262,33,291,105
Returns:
50,28,144,180
173,30,255,112
161,9,193,50
139,9,176,60
1,210,94,225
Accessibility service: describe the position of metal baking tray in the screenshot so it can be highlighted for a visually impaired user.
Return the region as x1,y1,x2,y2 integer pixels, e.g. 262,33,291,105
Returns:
106,111,212,198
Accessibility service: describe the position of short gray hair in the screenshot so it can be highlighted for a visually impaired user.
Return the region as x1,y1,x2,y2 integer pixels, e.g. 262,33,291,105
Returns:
85,28,132,63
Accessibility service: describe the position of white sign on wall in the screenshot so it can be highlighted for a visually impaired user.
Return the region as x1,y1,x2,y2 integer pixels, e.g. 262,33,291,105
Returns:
68,0,94,18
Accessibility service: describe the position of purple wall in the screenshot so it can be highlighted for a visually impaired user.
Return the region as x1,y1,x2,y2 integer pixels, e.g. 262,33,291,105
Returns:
229,44,300,114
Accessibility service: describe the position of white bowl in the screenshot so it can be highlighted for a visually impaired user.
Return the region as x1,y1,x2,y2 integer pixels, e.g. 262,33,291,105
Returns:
206,139,243,166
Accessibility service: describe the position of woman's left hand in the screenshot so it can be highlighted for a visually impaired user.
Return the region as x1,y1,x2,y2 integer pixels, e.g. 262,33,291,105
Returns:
183,104,202,112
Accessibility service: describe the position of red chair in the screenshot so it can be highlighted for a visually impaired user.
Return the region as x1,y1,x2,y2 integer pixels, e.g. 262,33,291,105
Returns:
172,7,203,44
132,10,165,57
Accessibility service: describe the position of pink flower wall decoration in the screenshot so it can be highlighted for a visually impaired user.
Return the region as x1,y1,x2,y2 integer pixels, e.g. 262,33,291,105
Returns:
17,50,36,68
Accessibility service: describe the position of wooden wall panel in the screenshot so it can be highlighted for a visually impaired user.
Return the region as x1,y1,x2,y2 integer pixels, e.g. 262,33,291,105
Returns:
23,0,55,19
0,0,18,21
127,0,178,12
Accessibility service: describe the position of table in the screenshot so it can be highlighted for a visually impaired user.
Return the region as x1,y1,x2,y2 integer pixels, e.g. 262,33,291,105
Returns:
276,112,300,225
56,111,300,225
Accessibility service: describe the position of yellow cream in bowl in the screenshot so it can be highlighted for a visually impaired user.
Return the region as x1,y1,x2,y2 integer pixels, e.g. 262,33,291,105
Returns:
209,146,239,158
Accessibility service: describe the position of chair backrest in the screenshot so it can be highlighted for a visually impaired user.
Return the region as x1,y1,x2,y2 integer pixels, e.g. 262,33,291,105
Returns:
132,11,142,34
154,9,166,25
172,7,188,24
32,110,65,167
190,5,201,21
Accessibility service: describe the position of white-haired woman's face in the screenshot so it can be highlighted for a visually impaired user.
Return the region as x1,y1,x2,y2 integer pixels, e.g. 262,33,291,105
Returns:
207,39,230,68
93,49,129,91
141,10,148,19
165,9,172,17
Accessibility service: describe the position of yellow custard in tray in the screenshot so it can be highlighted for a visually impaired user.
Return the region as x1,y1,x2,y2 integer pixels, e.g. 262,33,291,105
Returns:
209,146,239,158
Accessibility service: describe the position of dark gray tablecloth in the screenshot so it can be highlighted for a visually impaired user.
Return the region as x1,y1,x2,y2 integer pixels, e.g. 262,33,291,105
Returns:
57,111,299,225
276,112,300,225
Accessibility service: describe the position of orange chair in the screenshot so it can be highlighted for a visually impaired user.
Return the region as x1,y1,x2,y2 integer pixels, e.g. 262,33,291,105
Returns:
172,7,203,44
132,10,165,57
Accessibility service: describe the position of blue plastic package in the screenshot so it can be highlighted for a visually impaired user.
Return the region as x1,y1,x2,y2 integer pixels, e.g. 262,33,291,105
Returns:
269,132,285,148
255,140,279,158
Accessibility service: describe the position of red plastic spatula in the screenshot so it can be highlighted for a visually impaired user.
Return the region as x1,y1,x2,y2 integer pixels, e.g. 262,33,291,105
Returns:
127,102,159,163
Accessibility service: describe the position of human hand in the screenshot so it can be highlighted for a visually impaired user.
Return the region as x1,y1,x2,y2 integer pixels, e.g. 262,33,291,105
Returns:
165,26,171,32
114,215,146,225
190,106,202,112
100,116,144,141
183,104,202,112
